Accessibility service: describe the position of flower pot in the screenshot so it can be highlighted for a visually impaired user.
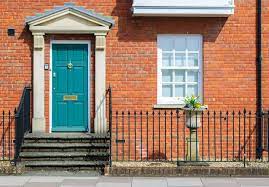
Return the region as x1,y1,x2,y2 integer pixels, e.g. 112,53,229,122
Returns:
183,108,206,129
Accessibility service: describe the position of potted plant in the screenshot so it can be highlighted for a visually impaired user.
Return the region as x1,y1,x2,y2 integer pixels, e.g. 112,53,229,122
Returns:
182,96,207,161
182,96,207,129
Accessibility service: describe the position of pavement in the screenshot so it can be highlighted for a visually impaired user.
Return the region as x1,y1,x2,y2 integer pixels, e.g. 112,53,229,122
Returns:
0,176,268,187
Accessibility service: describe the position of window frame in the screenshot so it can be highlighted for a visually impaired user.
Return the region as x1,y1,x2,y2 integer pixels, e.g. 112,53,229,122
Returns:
157,34,203,105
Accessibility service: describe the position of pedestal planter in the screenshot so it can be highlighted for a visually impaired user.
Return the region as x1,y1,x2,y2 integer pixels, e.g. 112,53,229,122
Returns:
184,109,203,129
183,108,206,161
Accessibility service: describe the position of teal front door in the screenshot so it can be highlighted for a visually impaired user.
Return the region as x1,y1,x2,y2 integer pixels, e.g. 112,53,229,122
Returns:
52,44,89,132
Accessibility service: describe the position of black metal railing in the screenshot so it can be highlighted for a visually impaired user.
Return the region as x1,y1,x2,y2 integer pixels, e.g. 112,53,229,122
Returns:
13,86,32,163
106,86,113,167
0,111,15,161
0,86,31,163
111,109,268,166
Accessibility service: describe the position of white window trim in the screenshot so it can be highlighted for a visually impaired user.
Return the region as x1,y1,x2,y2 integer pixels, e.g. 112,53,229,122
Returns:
157,34,203,105
132,0,235,17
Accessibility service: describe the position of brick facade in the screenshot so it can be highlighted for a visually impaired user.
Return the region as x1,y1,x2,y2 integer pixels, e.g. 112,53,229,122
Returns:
0,0,268,129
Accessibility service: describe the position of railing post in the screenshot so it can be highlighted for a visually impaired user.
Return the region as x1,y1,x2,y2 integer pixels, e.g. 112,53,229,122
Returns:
256,110,263,159
8,110,11,161
25,88,30,133
108,86,112,167
2,111,4,161
13,108,18,165
267,111,269,162
243,109,247,167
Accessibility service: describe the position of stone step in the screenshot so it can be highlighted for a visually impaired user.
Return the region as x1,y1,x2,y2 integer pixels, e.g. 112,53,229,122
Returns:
24,139,109,144
24,161,108,168
21,143,109,149
24,133,110,139
19,133,110,173
24,133,110,143
21,147,109,152
20,151,110,158
21,143,109,152
20,152,109,161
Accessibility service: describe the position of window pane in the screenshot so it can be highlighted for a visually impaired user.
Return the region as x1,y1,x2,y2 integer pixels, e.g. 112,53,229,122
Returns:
175,70,185,82
187,53,198,67
175,53,186,66
162,85,173,97
175,37,186,51
162,53,173,67
187,71,198,82
187,85,198,97
187,37,200,51
160,38,174,51
162,70,173,82
175,85,185,97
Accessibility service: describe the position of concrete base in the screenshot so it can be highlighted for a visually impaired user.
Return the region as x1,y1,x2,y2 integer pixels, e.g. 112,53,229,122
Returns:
32,118,46,133
106,166,269,177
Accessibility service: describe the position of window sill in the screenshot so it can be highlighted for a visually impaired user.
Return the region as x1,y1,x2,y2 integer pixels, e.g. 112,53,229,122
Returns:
153,104,185,109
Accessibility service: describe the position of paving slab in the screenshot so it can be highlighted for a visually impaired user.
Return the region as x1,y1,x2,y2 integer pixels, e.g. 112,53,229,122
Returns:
22,170,100,177
132,177,167,187
27,176,64,183
60,179,98,187
96,177,132,187
201,178,240,187
236,178,269,186
3,176,269,187
0,176,30,187
167,177,203,187
241,186,269,187
24,182,59,187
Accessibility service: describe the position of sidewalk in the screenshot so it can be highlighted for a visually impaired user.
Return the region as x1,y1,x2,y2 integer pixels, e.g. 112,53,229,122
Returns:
0,176,268,187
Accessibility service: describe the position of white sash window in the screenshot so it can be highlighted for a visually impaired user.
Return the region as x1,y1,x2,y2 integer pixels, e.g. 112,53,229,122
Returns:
157,35,203,105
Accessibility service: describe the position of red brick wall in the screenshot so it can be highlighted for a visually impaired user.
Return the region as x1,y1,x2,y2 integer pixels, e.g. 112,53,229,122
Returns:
0,0,268,127
107,0,257,112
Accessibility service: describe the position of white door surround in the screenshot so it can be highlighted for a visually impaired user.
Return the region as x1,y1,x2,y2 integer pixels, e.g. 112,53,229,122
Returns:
26,2,114,134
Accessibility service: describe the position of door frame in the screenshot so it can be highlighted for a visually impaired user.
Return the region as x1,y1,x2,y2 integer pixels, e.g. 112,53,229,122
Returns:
49,40,91,133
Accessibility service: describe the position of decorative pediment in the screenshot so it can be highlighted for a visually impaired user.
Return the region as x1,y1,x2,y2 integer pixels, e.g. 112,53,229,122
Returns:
26,2,114,34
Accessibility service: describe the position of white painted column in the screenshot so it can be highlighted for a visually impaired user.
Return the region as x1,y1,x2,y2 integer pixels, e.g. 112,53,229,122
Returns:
94,33,107,134
32,33,46,132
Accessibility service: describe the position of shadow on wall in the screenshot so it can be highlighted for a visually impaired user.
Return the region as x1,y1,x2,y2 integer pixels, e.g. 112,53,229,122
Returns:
18,26,33,57
18,26,33,86
111,0,229,43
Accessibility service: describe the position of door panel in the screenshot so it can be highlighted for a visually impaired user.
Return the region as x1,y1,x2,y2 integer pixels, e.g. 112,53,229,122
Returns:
69,102,84,126
52,43,88,132
56,102,68,127
56,67,68,93
70,67,84,93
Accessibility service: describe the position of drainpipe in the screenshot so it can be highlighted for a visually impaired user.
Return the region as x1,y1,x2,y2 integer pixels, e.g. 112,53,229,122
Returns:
256,0,263,159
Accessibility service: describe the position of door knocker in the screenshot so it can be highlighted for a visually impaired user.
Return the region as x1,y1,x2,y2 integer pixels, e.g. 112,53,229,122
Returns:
67,62,73,70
